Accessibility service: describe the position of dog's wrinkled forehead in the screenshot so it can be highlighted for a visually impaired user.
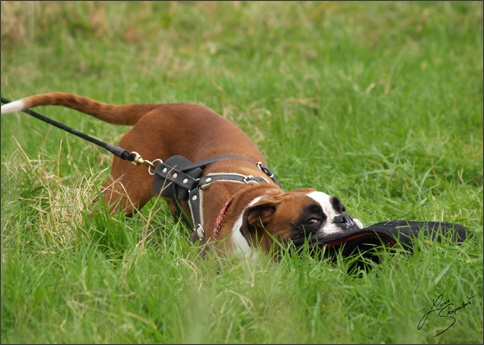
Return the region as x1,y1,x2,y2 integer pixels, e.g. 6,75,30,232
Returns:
306,191,346,217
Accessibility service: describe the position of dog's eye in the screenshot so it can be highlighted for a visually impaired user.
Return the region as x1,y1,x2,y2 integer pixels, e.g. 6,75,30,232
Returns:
305,217,322,225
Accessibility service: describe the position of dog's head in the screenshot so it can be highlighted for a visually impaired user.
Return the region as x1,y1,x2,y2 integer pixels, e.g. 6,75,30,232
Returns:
239,188,363,254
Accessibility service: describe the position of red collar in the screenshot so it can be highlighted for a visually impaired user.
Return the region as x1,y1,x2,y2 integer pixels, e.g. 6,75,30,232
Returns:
213,196,235,239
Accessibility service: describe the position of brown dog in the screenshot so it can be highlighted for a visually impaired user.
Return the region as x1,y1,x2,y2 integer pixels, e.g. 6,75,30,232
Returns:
1,92,363,257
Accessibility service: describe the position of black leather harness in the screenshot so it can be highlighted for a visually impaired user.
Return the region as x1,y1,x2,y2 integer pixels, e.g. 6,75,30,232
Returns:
152,154,280,241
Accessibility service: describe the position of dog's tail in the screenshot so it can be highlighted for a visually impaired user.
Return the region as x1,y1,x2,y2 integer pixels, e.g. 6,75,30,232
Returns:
1,92,159,125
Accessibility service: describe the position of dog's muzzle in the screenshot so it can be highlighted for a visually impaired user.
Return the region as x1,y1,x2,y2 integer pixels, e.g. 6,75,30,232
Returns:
332,213,361,231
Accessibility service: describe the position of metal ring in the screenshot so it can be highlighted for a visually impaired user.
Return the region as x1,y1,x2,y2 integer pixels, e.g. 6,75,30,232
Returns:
148,159,163,175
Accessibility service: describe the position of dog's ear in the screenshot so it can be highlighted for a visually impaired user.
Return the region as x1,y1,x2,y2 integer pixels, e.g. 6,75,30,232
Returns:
240,198,289,254
241,199,279,240
246,203,277,227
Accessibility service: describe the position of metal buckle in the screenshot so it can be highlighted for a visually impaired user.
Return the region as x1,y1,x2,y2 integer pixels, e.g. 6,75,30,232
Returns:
148,159,163,175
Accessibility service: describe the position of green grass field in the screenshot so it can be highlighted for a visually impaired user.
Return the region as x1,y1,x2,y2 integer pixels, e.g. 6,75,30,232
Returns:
1,1,482,343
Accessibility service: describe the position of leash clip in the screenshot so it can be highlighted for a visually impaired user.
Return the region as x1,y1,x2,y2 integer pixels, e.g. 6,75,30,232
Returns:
130,151,155,168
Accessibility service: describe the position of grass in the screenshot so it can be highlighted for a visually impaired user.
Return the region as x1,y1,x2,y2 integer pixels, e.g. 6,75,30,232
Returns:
1,1,482,343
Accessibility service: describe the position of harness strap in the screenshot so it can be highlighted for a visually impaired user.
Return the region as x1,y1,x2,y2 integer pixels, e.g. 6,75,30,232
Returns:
153,160,201,196
161,154,279,185
153,155,279,202
188,173,270,235
184,155,280,186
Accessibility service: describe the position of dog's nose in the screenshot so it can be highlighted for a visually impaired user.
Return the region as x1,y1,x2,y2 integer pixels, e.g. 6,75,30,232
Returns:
333,213,353,224
333,213,359,230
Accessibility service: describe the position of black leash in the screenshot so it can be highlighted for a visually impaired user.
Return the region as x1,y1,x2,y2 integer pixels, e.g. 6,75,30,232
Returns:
1,96,140,164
